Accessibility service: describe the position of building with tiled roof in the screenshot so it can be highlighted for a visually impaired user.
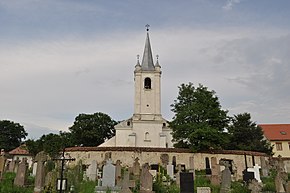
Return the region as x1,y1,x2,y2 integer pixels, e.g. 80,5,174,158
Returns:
259,124,290,157
8,144,33,167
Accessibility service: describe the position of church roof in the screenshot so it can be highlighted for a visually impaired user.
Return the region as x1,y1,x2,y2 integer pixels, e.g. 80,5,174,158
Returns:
260,124,290,141
9,144,30,155
141,32,155,71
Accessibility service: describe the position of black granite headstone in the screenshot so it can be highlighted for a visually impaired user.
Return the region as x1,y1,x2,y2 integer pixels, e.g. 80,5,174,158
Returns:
180,172,194,193
243,169,254,182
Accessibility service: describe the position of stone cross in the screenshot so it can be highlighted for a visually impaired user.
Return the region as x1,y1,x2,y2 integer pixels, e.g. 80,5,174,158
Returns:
34,151,48,193
140,163,154,193
247,164,261,182
210,157,220,186
115,160,122,186
87,160,98,181
14,158,28,187
132,157,140,176
219,160,231,193
119,170,135,193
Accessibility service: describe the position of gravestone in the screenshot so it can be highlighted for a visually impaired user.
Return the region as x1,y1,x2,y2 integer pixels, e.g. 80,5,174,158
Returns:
140,163,154,193
0,154,6,179
260,157,269,177
32,162,37,176
180,172,194,193
34,151,48,193
119,170,135,193
13,158,20,173
160,154,169,167
8,159,16,172
87,160,98,181
166,164,174,179
197,187,211,193
102,159,116,187
189,156,195,173
210,157,220,186
14,158,28,187
132,158,140,176
176,164,183,187
247,164,261,182
248,179,262,193
115,160,122,186
219,160,231,193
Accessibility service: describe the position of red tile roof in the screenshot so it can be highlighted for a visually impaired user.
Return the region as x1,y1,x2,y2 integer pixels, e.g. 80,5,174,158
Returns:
259,124,290,141
9,144,30,155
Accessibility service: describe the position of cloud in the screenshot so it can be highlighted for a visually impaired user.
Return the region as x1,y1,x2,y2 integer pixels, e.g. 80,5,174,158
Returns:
223,0,241,10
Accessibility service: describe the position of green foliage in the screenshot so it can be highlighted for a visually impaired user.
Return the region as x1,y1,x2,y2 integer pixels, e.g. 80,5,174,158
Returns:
79,181,97,193
152,172,179,193
230,181,250,193
69,112,117,146
227,113,273,155
261,170,277,191
194,170,220,193
170,83,229,151
0,172,33,193
0,120,27,151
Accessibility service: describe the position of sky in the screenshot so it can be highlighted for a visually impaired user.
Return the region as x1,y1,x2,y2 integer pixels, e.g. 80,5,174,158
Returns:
0,0,290,139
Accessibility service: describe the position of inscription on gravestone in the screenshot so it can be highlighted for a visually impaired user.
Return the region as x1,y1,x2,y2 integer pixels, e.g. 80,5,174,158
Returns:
180,172,194,193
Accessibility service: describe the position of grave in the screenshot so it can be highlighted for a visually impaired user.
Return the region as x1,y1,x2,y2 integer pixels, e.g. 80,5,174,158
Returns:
132,158,140,177
210,157,220,186
0,154,6,179
14,158,28,187
197,187,211,193
115,160,122,186
87,160,98,181
102,159,116,187
248,179,262,193
119,170,135,193
247,164,261,182
166,164,174,179
260,157,269,177
219,160,231,193
140,163,154,193
34,151,48,193
180,172,194,193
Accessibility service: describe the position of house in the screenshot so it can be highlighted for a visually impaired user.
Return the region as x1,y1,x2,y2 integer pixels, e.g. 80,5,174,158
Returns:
8,144,33,168
260,124,290,157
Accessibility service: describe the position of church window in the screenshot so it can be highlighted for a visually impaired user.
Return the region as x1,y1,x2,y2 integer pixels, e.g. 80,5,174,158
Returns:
144,77,151,89
145,132,150,141
127,121,130,126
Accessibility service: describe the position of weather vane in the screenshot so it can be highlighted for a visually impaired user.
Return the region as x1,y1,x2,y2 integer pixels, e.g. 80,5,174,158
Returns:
145,24,150,31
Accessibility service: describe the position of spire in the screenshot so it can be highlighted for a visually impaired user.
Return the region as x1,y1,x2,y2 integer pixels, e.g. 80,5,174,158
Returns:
141,25,155,71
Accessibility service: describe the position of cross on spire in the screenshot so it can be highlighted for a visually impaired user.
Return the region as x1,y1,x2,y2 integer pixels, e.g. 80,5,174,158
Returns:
145,24,150,31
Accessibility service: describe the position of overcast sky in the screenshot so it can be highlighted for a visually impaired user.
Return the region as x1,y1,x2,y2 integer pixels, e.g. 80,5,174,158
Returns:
1,0,290,139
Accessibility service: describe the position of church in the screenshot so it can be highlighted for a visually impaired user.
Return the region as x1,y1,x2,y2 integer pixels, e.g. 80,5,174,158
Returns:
99,28,173,148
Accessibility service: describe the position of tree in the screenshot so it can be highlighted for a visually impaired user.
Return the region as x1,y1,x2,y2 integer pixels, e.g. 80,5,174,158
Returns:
227,113,273,155
69,112,117,146
169,83,229,151
0,120,27,151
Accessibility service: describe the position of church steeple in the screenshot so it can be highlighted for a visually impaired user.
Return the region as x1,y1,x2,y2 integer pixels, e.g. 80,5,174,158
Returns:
141,25,155,71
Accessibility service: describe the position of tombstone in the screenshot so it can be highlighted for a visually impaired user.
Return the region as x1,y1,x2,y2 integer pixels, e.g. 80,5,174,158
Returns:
13,158,20,173
247,164,261,182
219,160,231,193
32,162,38,176
14,158,28,187
102,159,116,187
210,157,220,186
180,172,194,193
175,164,183,186
248,179,262,193
205,157,212,175
189,156,194,173
197,187,211,193
260,157,269,177
0,154,6,179
115,160,122,186
274,156,287,193
166,164,174,179
140,163,154,193
87,160,98,181
160,154,169,167
8,159,16,172
34,151,48,193
132,158,140,176
119,170,135,193
104,152,112,161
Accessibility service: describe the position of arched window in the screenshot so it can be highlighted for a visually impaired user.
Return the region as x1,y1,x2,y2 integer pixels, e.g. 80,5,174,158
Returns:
145,132,150,140
144,77,151,89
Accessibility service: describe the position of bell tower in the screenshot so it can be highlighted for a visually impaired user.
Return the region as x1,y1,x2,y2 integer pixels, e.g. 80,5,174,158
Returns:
133,26,162,121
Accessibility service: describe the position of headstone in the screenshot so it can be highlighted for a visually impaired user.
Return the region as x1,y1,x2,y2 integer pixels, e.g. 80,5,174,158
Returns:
140,163,154,193
247,164,261,182
260,157,269,177
34,151,48,193
13,158,20,173
189,156,194,173
8,159,16,172
32,162,37,176
176,164,182,187
102,159,116,187
248,179,262,193
14,158,28,187
166,164,174,179
119,170,135,193
132,158,140,176
210,157,220,186
160,154,169,167
219,160,231,193
87,160,98,181
197,187,211,193
0,154,6,179
115,160,122,186
180,172,194,193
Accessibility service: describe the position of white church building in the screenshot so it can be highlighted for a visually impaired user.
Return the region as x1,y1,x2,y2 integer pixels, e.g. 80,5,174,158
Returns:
99,29,173,148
